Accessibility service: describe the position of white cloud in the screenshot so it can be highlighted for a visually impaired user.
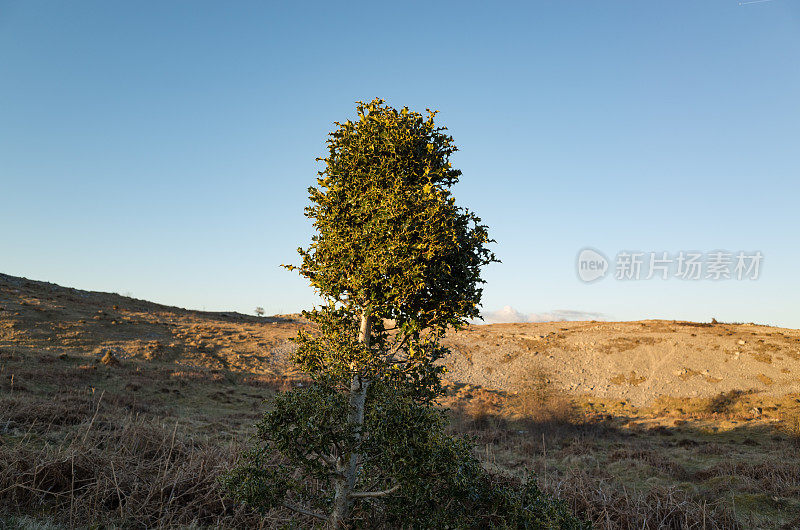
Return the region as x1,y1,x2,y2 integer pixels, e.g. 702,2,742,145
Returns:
477,305,608,325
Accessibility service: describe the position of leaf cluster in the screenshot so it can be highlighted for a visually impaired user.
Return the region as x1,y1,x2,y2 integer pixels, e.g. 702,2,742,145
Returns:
290,98,496,338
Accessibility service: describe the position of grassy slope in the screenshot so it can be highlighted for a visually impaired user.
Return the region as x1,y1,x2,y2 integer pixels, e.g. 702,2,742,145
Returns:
1,273,799,528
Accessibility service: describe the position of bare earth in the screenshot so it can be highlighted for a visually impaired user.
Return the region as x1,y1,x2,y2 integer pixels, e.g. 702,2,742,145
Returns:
442,321,800,406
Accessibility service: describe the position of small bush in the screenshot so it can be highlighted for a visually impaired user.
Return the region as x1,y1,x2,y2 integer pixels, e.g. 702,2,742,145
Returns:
223,382,588,528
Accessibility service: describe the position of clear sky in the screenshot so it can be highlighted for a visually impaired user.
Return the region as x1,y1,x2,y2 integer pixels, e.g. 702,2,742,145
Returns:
2,1,798,327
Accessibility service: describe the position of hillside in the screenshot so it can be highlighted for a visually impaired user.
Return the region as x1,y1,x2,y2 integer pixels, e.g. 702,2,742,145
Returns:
442,320,800,406
2,273,800,528
2,272,798,406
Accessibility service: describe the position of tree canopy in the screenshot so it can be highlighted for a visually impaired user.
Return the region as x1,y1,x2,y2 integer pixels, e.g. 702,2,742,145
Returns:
288,99,495,393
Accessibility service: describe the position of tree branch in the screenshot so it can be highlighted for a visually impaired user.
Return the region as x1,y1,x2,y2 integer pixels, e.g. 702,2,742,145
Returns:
350,484,400,498
385,333,411,363
310,451,337,468
281,500,328,522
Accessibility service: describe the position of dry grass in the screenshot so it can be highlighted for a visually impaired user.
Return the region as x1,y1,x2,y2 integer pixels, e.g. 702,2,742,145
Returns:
0,419,263,527
445,375,800,529
4,351,800,529
547,468,741,529
0,349,304,528
5,274,800,527
448,410,748,527
600,336,661,355
506,368,580,424
751,352,773,364
780,409,800,445
0,405,278,528
610,371,648,387
706,389,750,414
757,374,775,386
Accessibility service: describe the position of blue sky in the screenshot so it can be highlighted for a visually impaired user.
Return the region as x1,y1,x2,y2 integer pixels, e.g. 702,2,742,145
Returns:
2,1,799,327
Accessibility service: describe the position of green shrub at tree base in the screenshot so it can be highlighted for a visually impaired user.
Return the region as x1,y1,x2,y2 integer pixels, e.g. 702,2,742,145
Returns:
224,381,588,528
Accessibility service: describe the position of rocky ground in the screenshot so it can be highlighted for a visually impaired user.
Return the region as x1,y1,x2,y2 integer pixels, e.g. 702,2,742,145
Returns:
3,272,798,407
442,320,800,406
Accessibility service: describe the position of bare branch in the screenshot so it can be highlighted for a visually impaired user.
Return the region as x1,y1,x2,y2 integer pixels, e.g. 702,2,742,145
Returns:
350,484,400,498
308,451,337,468
281,501,328,522
385,332,411,363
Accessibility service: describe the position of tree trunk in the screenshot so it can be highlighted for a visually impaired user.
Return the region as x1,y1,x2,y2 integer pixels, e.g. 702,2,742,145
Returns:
330,311,372,528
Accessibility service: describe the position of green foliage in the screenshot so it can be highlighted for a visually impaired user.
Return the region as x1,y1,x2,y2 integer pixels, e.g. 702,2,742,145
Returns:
226,382,588,528
365,383,587,528
223,385,349,518
221,445,295,515
223,99,584,527
282,98,498,403
296,99,493,323
260,384,354,480
288,98,495,384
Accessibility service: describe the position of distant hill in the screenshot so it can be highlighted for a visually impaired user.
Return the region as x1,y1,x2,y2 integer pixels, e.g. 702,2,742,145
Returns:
2,272,798,405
